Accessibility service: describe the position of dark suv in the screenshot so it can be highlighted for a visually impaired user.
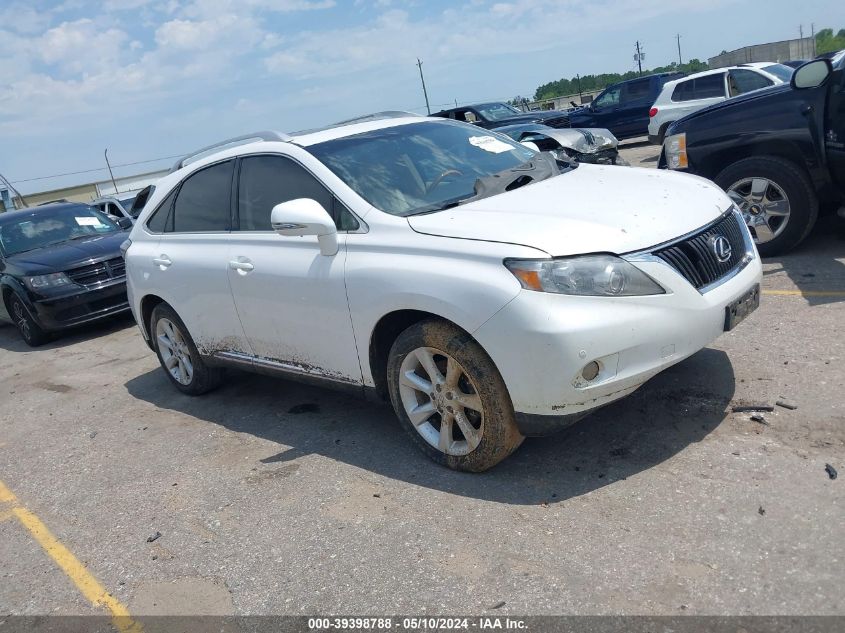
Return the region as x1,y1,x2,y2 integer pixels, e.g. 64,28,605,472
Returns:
660,53,844,255
567,72,685,139
0,202,132,345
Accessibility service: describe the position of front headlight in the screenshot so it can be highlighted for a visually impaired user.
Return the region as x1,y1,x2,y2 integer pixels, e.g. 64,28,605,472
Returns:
505,255,665,296
664,132,688,169
24,272,76,291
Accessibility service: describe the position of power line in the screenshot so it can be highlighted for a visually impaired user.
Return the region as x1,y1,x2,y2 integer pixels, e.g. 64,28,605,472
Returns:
8,153,185,185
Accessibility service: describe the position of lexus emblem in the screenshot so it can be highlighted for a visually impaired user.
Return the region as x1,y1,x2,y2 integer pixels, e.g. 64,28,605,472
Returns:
711,236,732,262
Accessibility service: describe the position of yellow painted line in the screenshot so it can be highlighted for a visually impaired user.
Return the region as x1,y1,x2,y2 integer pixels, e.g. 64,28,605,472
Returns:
0,480,16,503
0,479,142,633
763,289,845,297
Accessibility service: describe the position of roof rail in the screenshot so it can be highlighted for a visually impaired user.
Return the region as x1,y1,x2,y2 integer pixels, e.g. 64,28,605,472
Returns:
170,131,292,173
333,111,422,125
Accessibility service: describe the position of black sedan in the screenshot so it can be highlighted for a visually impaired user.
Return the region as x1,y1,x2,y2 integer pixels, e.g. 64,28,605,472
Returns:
431,102,571,129
0,202,132,346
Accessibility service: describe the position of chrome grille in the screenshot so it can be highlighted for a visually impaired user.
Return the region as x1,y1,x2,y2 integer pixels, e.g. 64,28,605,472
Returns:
654,212,747,290
65,257,126,286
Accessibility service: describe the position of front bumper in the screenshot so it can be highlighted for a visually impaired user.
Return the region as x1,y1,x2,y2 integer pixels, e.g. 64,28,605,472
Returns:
473,250,762,436
30,279,130,331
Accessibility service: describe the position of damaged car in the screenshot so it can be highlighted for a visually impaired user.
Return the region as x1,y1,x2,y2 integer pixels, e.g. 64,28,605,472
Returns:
125,114,762,472
496,124,628,166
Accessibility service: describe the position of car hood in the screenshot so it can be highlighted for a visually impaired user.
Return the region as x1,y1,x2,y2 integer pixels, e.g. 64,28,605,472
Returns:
4,231,127,275
671,84,791,131
407,165,730,256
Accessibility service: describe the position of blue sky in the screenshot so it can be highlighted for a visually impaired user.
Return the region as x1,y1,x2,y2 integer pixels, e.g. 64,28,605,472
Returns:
1,0,841,193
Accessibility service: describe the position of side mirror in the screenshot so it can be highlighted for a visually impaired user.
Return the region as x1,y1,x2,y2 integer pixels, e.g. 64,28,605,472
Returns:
270,198,338,256
792,59,832,89
117,217,133,229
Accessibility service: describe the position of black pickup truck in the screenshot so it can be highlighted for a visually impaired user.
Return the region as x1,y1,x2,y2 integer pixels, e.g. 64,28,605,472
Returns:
660,53,844,255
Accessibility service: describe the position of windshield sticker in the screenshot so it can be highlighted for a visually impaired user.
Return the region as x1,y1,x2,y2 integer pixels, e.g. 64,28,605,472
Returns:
469,136,513,154
75,217,105,227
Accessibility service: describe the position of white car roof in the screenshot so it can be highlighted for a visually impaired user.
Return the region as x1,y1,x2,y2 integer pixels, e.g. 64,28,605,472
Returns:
659,62,785,96
290,115,425,146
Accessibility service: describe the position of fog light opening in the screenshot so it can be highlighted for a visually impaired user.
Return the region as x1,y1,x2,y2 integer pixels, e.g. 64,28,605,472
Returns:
581,361,601,382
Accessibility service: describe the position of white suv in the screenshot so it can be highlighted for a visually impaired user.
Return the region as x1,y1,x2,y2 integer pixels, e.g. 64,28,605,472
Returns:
648,63,793,144
124,114,762,471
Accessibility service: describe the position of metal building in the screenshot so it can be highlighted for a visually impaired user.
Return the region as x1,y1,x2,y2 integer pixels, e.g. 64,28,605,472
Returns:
708,37,817,68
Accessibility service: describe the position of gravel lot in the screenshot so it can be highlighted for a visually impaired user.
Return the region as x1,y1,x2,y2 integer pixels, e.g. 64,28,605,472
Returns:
1,142,843,618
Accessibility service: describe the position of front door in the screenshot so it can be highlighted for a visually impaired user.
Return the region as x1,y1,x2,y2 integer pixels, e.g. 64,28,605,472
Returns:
825,62,845,190
226,154,362,385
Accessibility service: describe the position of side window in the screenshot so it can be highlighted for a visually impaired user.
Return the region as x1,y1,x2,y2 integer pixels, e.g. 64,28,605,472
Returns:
145,188,178,233
237,155,359,232
594,86,621,109
623,78,652,102
693,73,726,99
170,160,234,232
671,80,695,102
130,185,154,218
729,69,773,96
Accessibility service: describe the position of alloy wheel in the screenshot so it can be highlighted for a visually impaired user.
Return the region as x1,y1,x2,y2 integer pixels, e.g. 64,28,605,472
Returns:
727,177,791,244
398,346,484,456
156,317,194,385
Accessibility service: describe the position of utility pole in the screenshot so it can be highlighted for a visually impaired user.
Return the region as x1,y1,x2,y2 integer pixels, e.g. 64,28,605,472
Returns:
676,34,682,65
811,23,816,56
799,25,804,58
634,41,644,76
416,58,431,115
576,73,582,99
0,170,27,208
104,148,118,195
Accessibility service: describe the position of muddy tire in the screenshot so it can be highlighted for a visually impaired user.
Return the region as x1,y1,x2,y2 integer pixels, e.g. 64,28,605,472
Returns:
9,294,50,347
715,156,818,257
150,303,223,395
387,319,523,472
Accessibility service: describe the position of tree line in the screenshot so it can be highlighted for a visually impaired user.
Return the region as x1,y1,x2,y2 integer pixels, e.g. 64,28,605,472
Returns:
528,26,843,103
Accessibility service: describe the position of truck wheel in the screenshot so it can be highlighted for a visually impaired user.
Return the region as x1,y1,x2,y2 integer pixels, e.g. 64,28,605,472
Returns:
150,303,223,395
387,319,523,472
9,294,50,347
715,156,818,256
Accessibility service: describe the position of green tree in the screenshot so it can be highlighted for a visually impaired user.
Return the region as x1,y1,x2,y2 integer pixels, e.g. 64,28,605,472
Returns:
815,27,845,55
532,59,709,101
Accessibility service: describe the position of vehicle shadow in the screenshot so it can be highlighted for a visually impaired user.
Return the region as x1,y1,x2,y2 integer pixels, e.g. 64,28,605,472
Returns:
761,215,845,306
0,312,136,353
125,347,735,506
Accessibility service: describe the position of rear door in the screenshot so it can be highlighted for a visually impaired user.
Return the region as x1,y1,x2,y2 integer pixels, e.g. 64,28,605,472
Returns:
676,73,727,117
615,77,655,138
146,159,252,355
226,153,362,384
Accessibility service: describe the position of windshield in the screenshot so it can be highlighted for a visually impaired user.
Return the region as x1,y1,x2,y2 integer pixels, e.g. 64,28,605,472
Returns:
761,63,794,82
475,103,522,121
0,205,119,256
308,120,541,216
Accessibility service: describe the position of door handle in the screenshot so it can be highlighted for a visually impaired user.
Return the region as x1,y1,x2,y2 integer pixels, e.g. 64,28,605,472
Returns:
153,256,172,268
229,259,254,273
